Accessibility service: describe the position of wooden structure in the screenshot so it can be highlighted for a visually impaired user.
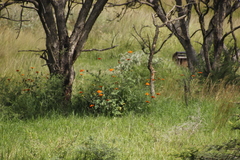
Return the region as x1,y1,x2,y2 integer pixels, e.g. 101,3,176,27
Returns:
172,52,188,67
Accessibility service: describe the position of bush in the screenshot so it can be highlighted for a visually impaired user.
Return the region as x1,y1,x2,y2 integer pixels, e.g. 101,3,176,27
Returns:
174,139,240,160
73,51,153,116
0,69,64,119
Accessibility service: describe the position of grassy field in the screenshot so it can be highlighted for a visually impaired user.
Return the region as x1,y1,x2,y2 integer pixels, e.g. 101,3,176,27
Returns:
0,3,240,160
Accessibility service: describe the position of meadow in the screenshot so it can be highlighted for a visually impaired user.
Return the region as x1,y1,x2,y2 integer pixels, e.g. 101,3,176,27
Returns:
0,3,240,160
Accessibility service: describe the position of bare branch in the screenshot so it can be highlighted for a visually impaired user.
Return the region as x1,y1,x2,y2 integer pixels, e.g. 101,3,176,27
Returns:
81,45,118,52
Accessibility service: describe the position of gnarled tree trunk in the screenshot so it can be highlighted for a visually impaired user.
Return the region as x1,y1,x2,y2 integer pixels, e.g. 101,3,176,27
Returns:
35,0,108,103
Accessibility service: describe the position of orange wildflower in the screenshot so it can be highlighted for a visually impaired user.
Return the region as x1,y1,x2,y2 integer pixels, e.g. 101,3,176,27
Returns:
146,101,150,103
126,59,130,61
151,96,156,98
16,70,20,72
97,58,102,60
99,86,103,88
7,79,11,81
80,69,84,72
145,93,150,95
30,67,34,69
198,72,203,74
109,68,114,71
106,99,110,101
128,50,133,53
36,71,39,74
96,90,102,93
191,75,195,77
79,91,83,94
161,78,165,80
89,104,94,107
115,88,119,90
21,74,24,76
156,93,161,95
145,82,150,86
98,94,103,97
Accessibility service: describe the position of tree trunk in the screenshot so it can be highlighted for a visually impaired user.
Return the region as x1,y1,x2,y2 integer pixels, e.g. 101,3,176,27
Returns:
148,52,156,96
34,0,108,105
148,0,198,72
212,0,227,71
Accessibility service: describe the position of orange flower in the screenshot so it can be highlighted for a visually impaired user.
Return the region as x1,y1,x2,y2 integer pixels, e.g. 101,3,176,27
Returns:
109,68,114,71
145,93,150,95
97,58,102,60
89,104,94,107
161,78,165,80
98,94,103,97
151,96,156,98
7,79,11,81
99,86,103,88
21,74,24,76
96,90,102,93
30,67,34,69
79,91,83,94
191,75,195,77
106,99,110,101
36,71,39,74
80,69,84,72
126,59,130,61
16,70,20,72
145,82,150,86
198,72,203,74
156,93,161,95
128,50,133,53
115,88,119,90
146,101,150,103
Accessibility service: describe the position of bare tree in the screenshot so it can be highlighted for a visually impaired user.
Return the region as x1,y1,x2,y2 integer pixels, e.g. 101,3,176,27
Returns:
141,0,198,72
0,0,110,104
194,0,240,73
133,15,172,96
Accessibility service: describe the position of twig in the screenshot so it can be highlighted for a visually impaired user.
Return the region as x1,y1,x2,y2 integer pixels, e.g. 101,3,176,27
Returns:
82,45,117,52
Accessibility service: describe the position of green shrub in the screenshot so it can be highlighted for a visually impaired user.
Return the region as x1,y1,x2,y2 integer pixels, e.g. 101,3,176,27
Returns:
0,69,64,119
174,139,240,160
73,51,153,116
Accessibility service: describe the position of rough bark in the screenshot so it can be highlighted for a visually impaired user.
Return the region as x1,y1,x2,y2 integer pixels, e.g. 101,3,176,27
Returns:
147,0,198,72
32,0,108,103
